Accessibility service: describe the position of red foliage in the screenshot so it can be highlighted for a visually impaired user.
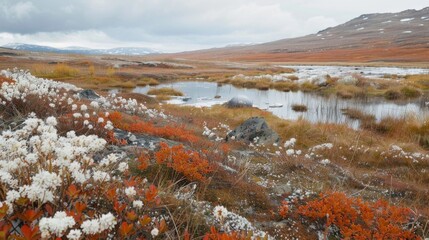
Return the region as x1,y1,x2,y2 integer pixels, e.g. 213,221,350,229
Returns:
119,222,134,237
145,184,158,203
16,209,42,223
220,143,231,155
21,225,40,240
155,142,213,182
108,111,123,123
108,111,200,144
136,152,150,171
278,201,289,219
203,227,250,240
298,192,418,239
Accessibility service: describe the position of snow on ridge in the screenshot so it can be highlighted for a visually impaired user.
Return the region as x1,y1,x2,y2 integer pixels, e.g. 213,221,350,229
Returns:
400,18,414,22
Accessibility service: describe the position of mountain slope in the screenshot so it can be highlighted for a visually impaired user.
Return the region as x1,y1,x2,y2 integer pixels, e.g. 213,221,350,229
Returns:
2,43,160,56
172,7,429,63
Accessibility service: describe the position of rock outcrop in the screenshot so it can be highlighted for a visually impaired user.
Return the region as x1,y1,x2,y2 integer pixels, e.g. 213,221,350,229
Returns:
226,117,279,145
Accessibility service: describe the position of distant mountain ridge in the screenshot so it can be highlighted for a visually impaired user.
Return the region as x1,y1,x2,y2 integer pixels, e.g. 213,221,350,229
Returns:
2,43,160,56
169,7,429,62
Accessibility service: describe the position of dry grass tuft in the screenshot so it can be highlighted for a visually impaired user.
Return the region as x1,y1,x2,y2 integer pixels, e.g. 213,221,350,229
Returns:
384,89,402,100
291,104,308,112
136,77,160,86
147,87,184,96
400,86,422,98
342,108,375,121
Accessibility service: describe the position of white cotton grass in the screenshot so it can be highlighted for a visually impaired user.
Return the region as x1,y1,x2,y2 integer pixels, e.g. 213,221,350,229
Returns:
0,69,173,238
81,219,100,235
81,213,117,235
0,112,123,235
39,211,76,238
213,205,228,221
80,104,88,111
133,200,143,209
125,187,137,198
151,228,159,237
67,229,82,240
118,162,129,172
46,116,58,126
0,69,166,120
284,138,296,148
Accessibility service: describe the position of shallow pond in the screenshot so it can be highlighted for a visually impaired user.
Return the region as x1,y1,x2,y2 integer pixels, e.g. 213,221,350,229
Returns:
124,81,429,128
233,65,429,84
280,65,429,80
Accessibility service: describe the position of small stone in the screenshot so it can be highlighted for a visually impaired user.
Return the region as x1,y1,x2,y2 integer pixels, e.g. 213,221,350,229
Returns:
129,135,137,142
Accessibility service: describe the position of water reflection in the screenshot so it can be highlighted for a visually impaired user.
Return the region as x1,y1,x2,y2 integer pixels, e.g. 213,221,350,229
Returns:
113,81,429,127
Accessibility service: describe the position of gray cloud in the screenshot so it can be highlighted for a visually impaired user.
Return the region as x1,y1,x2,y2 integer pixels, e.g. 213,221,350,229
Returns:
0,0,428,52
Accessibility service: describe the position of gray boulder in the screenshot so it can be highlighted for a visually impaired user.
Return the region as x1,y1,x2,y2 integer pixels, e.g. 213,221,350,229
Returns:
225,95,252,108
79,89,100,100
226,117,280,145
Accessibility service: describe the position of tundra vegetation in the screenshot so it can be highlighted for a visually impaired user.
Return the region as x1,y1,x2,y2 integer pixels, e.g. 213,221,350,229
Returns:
0,55,428,239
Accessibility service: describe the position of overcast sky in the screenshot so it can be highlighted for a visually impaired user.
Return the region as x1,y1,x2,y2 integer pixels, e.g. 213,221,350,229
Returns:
0,0,427,52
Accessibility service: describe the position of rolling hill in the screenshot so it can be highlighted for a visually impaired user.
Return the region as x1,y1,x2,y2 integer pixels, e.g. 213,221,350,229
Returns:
171,7,429,63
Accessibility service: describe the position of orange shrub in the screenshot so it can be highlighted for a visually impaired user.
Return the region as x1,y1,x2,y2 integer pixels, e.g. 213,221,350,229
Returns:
127,122,200,144
108,111,200,144
298,192,418,239
155,142,213,182
136,152,150,171
203,226,251,240
278,201,289,219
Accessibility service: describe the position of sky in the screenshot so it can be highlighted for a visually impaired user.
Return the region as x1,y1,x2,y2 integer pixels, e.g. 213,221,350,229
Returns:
0,0,428,52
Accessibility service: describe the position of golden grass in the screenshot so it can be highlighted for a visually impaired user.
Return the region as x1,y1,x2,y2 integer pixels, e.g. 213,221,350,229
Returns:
400,86,422,98
384,89,402,100
383,86,422,100
135,77,160,86
272,81,299,92
50,64,79,78
300,82,318,92
405,74,429,90
155,95,172,101
341,108,375,121
335,84,367,99
112,80,136,88
147,87,184,96
32,63,79,79
254,81,271,90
